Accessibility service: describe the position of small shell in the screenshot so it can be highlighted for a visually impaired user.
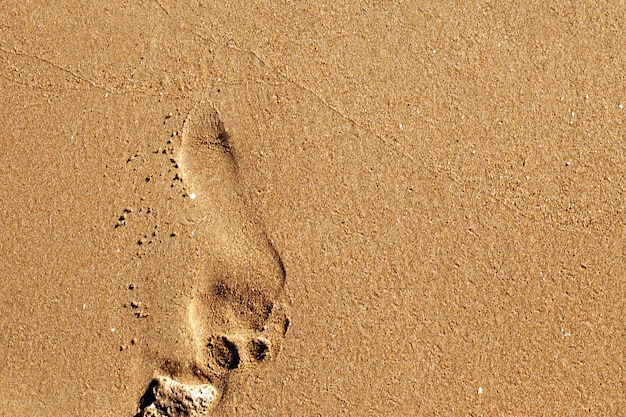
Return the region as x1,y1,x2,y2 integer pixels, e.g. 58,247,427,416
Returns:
140,376,219,417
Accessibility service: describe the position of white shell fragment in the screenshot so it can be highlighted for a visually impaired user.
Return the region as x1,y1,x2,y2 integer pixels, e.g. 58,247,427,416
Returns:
140,376,219,417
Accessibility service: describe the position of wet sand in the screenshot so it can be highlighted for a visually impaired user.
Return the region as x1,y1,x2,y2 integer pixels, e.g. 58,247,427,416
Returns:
1,1,625,415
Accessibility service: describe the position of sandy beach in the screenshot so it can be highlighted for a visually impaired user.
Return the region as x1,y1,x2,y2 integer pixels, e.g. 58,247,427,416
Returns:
1,1,624,415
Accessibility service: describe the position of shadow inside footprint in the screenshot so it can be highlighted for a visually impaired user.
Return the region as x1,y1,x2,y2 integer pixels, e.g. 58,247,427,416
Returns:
213,280,275,332
208,336,240,371
249,338,270,362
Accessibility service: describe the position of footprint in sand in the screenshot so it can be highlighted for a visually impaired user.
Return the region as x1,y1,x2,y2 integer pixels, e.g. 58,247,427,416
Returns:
138,102,289,417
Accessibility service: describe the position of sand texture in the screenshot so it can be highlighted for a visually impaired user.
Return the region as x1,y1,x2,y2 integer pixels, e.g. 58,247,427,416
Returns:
1,1,625,416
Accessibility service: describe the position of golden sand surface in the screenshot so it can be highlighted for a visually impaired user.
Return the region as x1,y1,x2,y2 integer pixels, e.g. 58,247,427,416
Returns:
1,1,624,415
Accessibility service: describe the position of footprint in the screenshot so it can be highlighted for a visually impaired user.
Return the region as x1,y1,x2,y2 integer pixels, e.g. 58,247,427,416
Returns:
137,102,289,416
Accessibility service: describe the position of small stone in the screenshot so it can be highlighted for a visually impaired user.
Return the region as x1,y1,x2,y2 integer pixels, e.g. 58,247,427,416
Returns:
138,376,219,417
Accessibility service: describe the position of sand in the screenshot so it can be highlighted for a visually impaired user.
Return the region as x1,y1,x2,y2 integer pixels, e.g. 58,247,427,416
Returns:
1,1,625,416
